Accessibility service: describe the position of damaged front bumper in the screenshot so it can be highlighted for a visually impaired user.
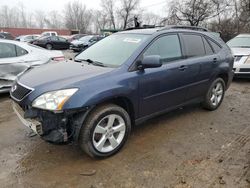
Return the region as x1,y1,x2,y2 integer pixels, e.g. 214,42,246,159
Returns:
12,102,90,144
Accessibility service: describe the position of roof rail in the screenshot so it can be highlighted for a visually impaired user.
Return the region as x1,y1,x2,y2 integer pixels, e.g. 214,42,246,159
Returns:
160,25,209,32
125,25,163,31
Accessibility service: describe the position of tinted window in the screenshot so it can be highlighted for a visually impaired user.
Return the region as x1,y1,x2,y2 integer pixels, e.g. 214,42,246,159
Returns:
58,37,67,42
0,43,16,58
144,34,182,63
182,34,205,57
203,37,214,55
16,45,28,56
208,39,221,53
50,36,58,41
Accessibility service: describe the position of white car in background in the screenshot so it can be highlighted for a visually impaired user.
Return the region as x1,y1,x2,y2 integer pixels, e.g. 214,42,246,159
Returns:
15,35,40,42
0,39,65,93
227,34,250,78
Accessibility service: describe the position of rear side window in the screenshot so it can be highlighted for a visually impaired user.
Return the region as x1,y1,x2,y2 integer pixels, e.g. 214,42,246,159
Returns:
16,45,28,56
203,37,214,55
208,39,222,53
144,34,182,63
182,34,205,57
0,43,16,58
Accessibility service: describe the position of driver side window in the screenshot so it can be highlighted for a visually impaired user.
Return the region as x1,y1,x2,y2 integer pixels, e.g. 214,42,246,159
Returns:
144,34,182,63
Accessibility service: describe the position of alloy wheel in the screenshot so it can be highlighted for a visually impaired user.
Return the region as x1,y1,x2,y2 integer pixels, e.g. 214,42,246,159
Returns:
210,82,224,106
92,114,126,153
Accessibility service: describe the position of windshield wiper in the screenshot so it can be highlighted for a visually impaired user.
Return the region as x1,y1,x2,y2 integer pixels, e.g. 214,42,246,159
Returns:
76,58,107,67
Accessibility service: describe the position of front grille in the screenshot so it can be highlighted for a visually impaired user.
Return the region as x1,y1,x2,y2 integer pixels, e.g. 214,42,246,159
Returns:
239,68,250,72
10,82,33,101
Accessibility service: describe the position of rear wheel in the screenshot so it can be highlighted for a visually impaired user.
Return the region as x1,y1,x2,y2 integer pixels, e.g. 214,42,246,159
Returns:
202,78,225,111
46,43,53,50
79,104,131,158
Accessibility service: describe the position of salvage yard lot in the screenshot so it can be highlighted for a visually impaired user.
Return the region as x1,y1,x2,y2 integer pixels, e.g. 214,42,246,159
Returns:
0,80,249,188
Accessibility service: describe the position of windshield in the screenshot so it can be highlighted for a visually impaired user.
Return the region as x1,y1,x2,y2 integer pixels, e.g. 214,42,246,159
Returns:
75,34,149,67
227,37,250,48
79,36,93,42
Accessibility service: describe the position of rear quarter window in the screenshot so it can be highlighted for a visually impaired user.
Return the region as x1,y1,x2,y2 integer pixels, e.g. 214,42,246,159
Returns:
16,45,28,56
208,39,222,53
182,34,205,57
203,37,214,55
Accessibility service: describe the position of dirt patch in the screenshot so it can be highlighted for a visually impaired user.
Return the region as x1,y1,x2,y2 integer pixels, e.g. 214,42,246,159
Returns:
0,81,250,188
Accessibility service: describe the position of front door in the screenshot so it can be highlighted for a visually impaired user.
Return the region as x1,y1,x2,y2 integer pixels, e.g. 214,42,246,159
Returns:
138,34,194,117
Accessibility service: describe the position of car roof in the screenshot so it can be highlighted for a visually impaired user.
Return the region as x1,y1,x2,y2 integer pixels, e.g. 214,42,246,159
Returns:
0,39,21,44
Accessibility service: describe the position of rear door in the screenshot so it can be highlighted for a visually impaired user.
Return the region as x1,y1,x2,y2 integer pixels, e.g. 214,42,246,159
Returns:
0,43,30,86
138,34,193,117
180,33,219,100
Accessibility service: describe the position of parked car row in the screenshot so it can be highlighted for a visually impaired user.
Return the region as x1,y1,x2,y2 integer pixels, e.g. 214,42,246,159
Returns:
1,31,104,51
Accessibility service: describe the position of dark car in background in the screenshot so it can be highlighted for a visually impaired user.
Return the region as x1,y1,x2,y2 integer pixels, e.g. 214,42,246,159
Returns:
0,32,15,40
70,35,104,52
31,36,70,50
68,34,87,42
11,26,234,158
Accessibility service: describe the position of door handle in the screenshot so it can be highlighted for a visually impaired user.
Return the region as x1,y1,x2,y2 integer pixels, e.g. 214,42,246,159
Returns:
179,65,188,71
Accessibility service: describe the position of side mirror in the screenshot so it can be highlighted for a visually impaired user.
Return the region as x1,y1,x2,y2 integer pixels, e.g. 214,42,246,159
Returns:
139,55,162,70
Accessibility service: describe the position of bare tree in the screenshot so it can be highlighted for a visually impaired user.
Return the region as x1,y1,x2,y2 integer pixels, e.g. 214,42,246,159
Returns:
44,11,63,29
94,10,109,33
64,0,92,33
118,0,140,29
35,10,46,29
168,0,218,26
101,0,116,29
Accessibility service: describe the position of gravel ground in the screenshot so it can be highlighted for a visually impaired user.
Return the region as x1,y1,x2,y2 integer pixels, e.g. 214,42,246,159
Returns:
0,79,249,188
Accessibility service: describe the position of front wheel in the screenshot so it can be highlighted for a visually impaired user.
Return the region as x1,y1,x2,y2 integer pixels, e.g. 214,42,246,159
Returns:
202,78,225,111
79,104,131,158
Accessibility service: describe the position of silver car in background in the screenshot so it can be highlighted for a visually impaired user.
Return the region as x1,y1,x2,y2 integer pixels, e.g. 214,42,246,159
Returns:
15,35,40,43
0,39,65,93
227,34,250,78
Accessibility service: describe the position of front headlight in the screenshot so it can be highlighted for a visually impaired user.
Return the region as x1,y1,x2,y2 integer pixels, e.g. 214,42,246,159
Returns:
32,88,78,111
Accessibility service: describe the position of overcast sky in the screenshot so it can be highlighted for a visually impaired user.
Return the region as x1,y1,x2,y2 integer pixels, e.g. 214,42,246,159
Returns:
1,0,169,16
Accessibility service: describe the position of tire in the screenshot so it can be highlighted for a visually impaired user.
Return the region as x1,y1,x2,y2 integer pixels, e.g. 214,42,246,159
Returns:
202,78,226,111
46,43,53,50
79,104,131,158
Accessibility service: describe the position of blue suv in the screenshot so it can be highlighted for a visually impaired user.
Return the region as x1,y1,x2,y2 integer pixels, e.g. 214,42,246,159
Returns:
11,26,234,158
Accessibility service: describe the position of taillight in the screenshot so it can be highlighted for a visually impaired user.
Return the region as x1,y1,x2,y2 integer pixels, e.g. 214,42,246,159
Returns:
52,56,65,61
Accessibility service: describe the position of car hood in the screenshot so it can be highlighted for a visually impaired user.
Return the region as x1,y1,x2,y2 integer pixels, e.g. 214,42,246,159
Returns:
231,48,250,56
18,61,114,90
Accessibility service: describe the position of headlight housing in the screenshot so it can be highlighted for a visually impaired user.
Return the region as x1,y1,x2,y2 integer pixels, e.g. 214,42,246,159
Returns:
32,88,78,111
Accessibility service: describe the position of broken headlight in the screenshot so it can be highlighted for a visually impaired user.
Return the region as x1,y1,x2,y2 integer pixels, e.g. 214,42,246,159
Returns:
32,88,78,111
